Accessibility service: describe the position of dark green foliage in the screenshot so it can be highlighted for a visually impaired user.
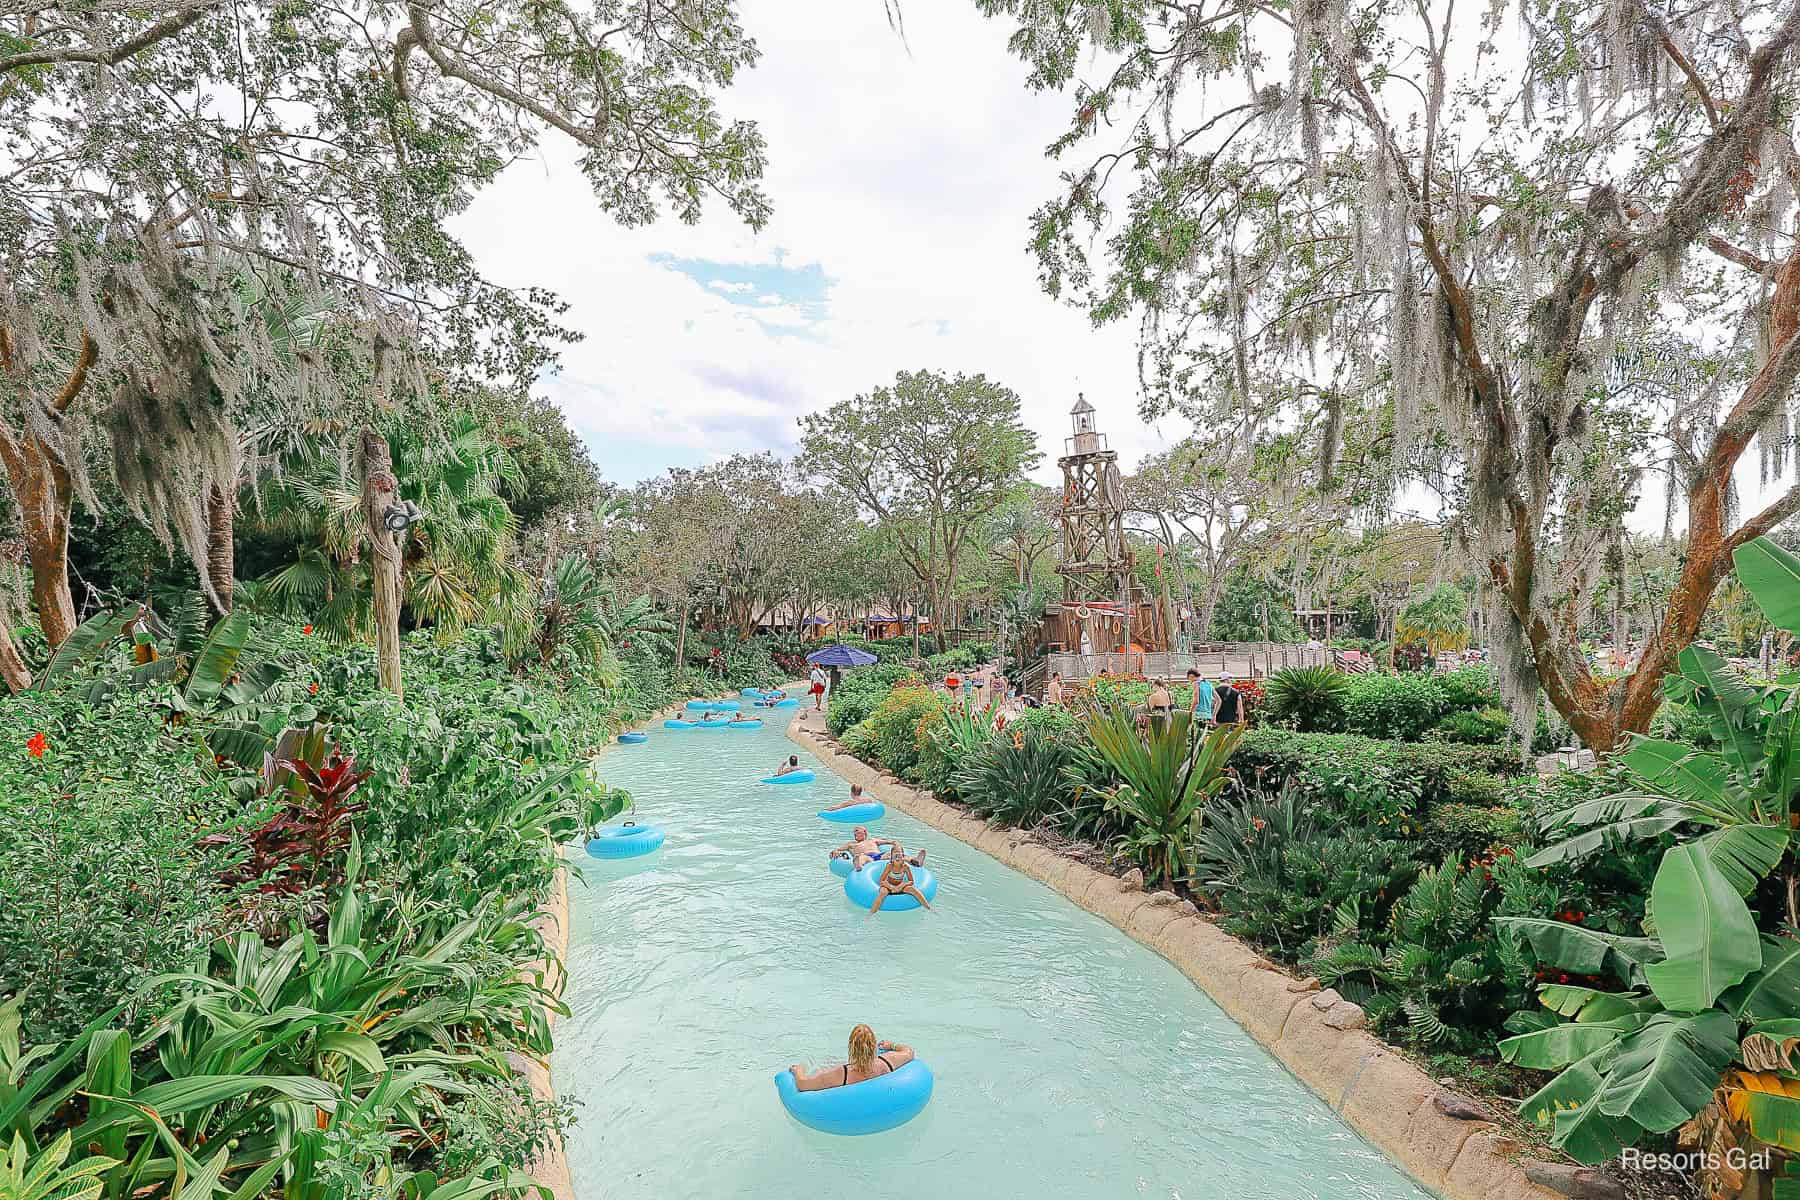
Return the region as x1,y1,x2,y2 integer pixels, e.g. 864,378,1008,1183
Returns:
1191,786,1415,957
1339,667,1505,741
1231,727,1524,813
1430,706,1512,745
1261,665,1350,732
861,685,944,779
1309,858,1533,1053
953,728,1074,826
1419,803,1523,864
1207,569,1303,641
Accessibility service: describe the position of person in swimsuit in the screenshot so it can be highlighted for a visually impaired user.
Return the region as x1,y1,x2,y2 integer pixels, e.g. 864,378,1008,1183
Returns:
822,783,884,812
787,1024,915,1092
773,755,804,776
868,847,932,916
730,711,758,723
830,824,892,869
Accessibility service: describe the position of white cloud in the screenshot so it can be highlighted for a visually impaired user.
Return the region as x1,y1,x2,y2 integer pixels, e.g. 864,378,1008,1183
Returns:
450,0,1183,486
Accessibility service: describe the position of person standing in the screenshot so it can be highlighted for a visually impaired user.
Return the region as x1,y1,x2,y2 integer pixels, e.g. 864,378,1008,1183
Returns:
1045,672,1064,705
1214,675,1244,727
809,663,828,711
1186,668,1216,726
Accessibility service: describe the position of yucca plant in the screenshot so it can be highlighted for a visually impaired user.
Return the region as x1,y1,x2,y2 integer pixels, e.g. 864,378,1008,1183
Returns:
1085,707,1245,887
1261,665,1351,732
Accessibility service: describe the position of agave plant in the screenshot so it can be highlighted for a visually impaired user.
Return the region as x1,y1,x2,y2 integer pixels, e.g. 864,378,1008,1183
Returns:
1260,665,1350,732
1495,535,1800,1165
1085,707,1245,887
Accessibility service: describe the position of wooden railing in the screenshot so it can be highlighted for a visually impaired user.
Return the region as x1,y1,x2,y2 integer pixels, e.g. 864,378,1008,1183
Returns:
1043,644,1330,682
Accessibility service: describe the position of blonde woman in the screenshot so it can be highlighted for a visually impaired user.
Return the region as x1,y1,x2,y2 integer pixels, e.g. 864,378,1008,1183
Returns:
787,1024,915,1092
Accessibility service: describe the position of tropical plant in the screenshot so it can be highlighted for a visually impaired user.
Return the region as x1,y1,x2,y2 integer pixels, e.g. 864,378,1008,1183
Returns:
1086,708,1245,887
1261,665,1351,732
1494,535,1800,1164
953,728,1073,826
1396,584,1473,656
1314,859,1527,1051
0,1132,115,1200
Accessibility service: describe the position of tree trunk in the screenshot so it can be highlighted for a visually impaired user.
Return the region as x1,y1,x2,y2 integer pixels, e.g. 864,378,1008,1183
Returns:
205,481,235,616
674,591,689,672
0,621,28,692
359,429,404,697
0,331,94,647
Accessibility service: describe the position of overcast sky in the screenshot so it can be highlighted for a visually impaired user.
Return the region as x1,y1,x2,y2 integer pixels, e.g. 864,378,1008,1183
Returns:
451,2,1187,490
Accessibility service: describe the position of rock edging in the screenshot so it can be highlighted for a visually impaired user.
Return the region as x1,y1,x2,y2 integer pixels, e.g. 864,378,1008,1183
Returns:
513,861,575,1200
787,714,1560,1200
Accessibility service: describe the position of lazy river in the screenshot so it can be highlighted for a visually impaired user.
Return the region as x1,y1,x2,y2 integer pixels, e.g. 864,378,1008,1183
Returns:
557,697,1433,1200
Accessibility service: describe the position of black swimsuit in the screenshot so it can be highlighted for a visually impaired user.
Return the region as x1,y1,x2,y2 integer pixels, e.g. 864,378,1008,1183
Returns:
843,1053,897,1086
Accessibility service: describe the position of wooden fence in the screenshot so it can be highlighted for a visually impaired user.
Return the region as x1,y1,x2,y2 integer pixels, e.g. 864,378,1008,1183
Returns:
1043,644,1331,683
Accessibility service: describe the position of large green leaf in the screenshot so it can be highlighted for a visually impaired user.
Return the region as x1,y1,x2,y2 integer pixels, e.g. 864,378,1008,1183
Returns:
1496,917,1663,987
69,1074,337,1142
184,609,251,706
1498,1014,1649,1069
1518,1045,1642,1164
1677,644,1764,776
1764,692,1800,810
1725,937,1800,1021
1697,825,1790,896
1734,536,1800,635
1621,738,1730,808
1642,843,1762,1012
1524,793,1687,868
1744,1089,1800,1152
1592,1009,1739,1132
33,606,135,691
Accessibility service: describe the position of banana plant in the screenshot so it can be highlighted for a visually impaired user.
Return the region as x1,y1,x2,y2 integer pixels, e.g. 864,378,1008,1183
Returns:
1085,707,1245,887
1497,535,1800,1164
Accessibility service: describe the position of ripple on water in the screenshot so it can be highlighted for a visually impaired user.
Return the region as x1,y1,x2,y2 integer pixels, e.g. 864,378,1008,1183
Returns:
557,714,1431,1200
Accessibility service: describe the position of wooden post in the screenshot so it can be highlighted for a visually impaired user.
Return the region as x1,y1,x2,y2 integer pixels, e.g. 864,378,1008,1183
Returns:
359,429,404,697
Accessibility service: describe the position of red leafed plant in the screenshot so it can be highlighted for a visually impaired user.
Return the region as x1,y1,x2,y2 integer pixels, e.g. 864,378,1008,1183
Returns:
201,743,370,896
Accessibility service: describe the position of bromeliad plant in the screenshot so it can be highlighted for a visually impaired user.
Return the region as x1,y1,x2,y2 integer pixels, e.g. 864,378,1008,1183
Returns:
1085,707,1244,888
1496,535,1800,1167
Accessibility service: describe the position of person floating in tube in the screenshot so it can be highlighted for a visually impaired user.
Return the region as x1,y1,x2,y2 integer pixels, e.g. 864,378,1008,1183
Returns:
868,843,933,918
773,754,805,777
787,1025,914,1092
829,823,898,870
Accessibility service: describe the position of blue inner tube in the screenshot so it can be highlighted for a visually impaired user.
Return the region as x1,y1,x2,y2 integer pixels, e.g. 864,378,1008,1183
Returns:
762,770,815,785
774,1060,934,1136
818,801,886,823
844,861,938,911
618,731,648,744
586,822,665,859
685,699,740,712
696,718,729,728
775,698,800,708
829,850,886,878
726,719,764,730
740,687,766,697
664,719,696,729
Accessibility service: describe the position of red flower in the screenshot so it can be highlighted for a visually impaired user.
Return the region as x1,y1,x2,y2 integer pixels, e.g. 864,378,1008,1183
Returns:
309,682,319,695
25,732,46,758
302,624,313,635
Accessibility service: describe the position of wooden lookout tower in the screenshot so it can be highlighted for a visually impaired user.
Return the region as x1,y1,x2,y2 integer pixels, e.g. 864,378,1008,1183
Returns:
1056,395,1131,604
1041,396,1166,660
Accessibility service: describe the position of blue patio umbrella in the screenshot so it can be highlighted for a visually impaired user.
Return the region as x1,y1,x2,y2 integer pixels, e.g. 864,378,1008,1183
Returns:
805,643,878,667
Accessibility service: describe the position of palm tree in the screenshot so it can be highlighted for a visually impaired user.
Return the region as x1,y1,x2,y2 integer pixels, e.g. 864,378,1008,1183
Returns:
248,415,529,643
517,554,673,681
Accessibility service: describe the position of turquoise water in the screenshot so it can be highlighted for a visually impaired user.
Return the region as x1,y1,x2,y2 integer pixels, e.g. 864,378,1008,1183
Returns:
557,698,1433,1200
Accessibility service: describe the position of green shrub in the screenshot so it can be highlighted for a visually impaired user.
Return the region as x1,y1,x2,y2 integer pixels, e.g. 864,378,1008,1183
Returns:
1341,673,1449,740
1430,706,1511,745
1231,728,1525,814
862,684,943,778
1261,665,1350,732
839,721,879,759
1191,786,1415,957
1419,802,1522,863
825,663,922,735
953,728,1074,825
